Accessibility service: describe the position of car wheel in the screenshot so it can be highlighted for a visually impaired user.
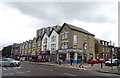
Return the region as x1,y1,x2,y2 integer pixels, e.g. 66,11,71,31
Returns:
10,63,14,67
105,63,108,66
17,63,20,67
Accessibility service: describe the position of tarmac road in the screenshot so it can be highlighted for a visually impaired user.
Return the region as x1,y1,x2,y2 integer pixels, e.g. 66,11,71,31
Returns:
1,61,120,78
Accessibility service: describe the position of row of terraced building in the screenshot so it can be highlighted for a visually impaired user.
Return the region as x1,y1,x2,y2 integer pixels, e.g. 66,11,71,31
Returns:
11,23,118,63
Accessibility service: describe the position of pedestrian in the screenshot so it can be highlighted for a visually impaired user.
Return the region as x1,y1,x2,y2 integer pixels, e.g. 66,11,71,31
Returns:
70,58,73,65
79,58,84,68
91,58,94,67
59,59,62,65
77,58,79,64
29,57,32,62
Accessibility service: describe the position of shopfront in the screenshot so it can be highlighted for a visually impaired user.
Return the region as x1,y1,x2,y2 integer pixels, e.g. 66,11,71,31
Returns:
19,54,27,61
58,49,83,63
49,50,58,63
41,51,50,62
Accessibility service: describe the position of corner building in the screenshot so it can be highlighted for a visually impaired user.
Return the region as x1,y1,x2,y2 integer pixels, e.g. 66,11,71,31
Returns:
58,23,95,63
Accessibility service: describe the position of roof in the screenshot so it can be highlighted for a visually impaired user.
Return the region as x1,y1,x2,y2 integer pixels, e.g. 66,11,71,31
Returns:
65,23,95,36
95,38,109,45
49,25,61,36
52,25,61,33
95,38,101,44
64,23,95,36
45,27,53,36
36,36,42,41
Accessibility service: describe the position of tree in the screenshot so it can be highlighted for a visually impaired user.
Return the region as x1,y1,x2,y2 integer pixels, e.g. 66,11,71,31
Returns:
2,45,12,57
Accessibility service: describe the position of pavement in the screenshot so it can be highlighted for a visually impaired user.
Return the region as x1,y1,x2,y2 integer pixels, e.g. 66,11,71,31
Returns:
35,61,120,75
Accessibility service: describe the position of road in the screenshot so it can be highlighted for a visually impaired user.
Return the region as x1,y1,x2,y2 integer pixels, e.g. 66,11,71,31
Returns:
1,61,120,78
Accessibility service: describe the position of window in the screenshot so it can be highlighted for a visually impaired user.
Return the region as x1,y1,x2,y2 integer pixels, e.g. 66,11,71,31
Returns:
65,42,68,49
84,34,88,40
51,36,56,42
43,45,47,51
61,31,68,40
64,32,68,39
61,33,64,39
73,35,77,45
83,43,87,50
44,38,47,44
51,44,56,50
103,48,104,52
61,41,68,49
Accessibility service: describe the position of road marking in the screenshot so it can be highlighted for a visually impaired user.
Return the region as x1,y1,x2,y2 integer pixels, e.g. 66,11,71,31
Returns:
26,71,31,72
39,68,47,70
8,67,11,70
64,73,77,76
16,67,21,69
13,67,16,69
3,68,6,70
39,68,53,71
16,72,24,74
78,68,85,70
9,73,14,75
4,74,8,75
49,70,53,71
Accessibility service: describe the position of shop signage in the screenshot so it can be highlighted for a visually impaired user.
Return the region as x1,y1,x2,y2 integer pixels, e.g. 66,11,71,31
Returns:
41,51,50,55
36,53,40,55
58,49,83,53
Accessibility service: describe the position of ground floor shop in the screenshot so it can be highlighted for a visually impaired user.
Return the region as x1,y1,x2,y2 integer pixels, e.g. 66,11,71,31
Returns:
52,49,95,63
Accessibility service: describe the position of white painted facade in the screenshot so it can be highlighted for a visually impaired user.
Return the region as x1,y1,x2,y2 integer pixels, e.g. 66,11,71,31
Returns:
49,30,59,53
41,33,50,51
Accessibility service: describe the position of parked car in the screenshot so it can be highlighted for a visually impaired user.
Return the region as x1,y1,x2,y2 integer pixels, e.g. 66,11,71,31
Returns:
0,58,20,67
105,59,120,66
20,57,25,61
88,59,98,64
98,59,105,63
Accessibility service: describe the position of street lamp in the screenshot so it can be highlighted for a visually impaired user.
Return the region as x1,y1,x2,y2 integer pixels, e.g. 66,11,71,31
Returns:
110,41,115,71
83,43,87,62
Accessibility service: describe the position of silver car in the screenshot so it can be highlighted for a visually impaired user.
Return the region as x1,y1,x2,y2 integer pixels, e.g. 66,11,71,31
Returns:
105,59,120,66
0,58,20,67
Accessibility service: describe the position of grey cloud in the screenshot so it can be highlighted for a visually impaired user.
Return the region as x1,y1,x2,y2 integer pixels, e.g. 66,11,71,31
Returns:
6,2,116,27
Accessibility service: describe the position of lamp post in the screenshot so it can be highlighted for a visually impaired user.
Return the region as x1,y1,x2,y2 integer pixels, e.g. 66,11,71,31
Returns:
110,41,115,71
83,43,87,63
109,41,113,71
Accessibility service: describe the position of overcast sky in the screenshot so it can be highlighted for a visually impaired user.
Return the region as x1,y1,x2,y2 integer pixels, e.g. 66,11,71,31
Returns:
0,1,118,50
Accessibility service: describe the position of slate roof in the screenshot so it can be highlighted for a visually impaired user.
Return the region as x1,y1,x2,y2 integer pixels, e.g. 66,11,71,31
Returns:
52,25,61,33
95,38,101,44
95,38,109,44
64,23,95,36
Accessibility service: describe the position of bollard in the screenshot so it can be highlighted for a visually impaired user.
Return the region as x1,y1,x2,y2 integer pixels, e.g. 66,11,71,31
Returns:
101,62,103,68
